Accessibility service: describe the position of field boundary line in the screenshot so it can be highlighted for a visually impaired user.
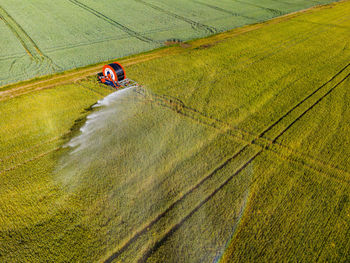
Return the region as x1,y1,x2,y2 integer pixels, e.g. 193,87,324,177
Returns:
1,52,161,91
134,0,217,34
0,53,172,101
67,0,155,43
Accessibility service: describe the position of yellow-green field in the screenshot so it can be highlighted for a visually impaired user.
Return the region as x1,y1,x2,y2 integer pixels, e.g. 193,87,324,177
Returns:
0,1,350,262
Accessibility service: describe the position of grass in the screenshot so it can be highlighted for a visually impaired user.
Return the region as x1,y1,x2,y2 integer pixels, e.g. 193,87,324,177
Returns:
0,0,338,86
0,0,350,262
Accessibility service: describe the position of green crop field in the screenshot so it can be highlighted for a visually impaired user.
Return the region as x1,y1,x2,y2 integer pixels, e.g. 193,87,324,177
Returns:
0,0,338,86
1,0,350,262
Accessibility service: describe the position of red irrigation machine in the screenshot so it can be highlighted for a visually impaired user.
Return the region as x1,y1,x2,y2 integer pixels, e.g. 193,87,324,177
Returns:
98,62,139,89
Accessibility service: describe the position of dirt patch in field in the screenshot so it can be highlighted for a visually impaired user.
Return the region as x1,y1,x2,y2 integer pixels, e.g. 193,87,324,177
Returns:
164,39,191,48
195,43,216,50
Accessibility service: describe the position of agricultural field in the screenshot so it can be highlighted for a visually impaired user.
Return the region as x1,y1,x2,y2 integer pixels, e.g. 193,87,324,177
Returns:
0,0,338,86
1,0,350,262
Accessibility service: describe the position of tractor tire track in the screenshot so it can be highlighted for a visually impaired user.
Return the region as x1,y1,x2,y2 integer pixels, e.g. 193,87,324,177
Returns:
0,5,60,74
235,0,286,16
13,5,334,59
259,62,350,139
0,5,42,60
272,72,350,143
103,144,260,263
266,0,296,6
0,52,30,62
134,0,217,34
137,150,262,263
67,0,154,43
269,147,350,186
104,61,350,262
140,140,349,263
191,0,255,21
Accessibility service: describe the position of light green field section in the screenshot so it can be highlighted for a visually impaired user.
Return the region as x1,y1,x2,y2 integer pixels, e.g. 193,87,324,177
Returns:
0,1,350,262
74,0,201,38
0,20,27,84
0,0,158,84
0,0,338,86
0,20,25,60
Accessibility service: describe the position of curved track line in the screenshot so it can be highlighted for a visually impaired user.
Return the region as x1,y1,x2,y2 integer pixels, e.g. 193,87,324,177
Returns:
134,0,217,34
235,0,286,16
0,5,61,76
0,5,42,59
191,0,255,20
67,0,154,43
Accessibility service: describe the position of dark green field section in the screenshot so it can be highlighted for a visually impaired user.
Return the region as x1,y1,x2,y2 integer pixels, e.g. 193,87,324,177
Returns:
0,0,338,86
0,1,350,262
